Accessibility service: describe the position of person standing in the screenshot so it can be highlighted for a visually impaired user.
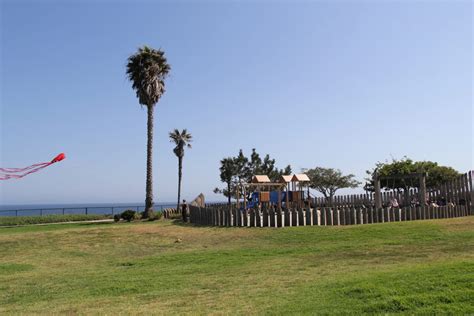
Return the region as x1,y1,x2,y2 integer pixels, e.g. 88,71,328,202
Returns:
181,200,188,222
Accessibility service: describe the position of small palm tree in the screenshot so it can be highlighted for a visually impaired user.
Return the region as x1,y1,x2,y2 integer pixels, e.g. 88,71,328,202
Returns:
126,46,170,218
169,129,192,217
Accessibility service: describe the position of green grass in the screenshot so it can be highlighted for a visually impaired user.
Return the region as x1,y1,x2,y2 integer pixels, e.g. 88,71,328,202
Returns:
0,214,111,226
0,217,473,314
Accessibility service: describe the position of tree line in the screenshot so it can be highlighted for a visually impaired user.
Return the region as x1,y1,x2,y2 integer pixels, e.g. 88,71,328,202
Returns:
216,153,460,205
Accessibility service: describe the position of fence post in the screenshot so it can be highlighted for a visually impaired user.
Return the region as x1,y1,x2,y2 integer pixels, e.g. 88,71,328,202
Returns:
85,208,88,215
62,208,65,215
469,171,473,215
326,208,332,226
374,173,382,209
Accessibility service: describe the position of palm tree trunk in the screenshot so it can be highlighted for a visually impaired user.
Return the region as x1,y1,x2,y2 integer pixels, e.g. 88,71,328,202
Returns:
144,105,154,218
178,156,183,221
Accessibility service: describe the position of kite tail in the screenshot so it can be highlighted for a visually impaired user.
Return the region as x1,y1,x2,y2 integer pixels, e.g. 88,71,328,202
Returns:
0,163,51,174
0,153,66,180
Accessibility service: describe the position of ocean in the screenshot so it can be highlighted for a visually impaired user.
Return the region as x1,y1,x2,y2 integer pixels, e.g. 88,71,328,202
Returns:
0,202,177,217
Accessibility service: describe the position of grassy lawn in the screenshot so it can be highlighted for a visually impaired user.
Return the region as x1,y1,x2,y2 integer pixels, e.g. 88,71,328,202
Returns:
0,217,473,314
0,214,111,226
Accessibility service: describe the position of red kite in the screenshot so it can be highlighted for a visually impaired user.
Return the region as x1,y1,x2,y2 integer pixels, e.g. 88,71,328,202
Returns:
0,153,66,180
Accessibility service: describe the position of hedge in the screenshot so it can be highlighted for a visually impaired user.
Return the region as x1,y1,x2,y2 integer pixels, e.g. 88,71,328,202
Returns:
0,214,111,226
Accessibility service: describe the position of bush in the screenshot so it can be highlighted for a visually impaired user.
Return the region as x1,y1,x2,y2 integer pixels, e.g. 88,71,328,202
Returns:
147,211,163,221
120,210,137,222
113,214,121,222
168,212,182,220
154,211,163,220
0,214,111,226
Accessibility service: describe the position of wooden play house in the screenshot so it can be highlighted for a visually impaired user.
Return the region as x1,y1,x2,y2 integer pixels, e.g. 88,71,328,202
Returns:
279,175,293,206
251,175,271,203
291,173,310,207
242,175,286,209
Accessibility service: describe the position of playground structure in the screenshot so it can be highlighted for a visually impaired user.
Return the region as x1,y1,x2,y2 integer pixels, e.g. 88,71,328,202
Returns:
239,174,311,210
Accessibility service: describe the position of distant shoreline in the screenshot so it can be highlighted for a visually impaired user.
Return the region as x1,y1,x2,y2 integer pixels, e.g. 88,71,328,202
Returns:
0,201,227,212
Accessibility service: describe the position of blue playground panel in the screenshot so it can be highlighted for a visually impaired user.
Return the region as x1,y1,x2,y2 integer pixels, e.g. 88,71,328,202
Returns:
245,191,305,209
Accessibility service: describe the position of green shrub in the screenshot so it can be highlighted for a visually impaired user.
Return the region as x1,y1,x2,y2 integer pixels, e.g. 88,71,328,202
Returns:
113,214,121,222
147,211,163,221
120,210,137,222
139,210,156,220
168,212,182,220
0,214,110,226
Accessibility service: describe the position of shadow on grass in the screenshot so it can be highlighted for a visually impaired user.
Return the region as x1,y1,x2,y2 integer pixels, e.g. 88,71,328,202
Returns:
79,221,115,226
169,219,189,227
168,219,240,229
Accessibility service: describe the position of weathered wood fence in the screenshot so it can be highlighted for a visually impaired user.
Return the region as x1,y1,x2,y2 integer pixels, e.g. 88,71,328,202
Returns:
314,171,473,209
163,208,180,219
189,204,472,228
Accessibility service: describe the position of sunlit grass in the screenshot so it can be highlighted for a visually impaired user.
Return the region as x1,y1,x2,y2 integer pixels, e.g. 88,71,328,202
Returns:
0,217,473,314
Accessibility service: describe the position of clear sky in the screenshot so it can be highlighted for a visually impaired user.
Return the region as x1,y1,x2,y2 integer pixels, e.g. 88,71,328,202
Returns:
1,0,472,205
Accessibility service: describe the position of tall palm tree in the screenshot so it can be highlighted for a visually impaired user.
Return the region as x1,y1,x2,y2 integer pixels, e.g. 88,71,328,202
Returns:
169,129,192,216
126,46,170,218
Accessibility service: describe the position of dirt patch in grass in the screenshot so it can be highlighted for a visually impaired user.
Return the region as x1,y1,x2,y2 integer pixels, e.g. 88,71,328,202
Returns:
437,216,474,232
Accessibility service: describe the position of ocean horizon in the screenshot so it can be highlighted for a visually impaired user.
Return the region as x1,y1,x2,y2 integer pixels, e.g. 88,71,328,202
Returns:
0,202,175,216
0,202,176,210
0,201,226,216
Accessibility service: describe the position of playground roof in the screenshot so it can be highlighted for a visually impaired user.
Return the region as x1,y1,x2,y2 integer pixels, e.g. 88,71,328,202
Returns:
251,175,271,183
280,175,293,183
292,173,310,182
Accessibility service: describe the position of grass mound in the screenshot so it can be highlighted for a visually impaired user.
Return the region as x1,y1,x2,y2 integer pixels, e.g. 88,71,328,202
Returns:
0,217,472,314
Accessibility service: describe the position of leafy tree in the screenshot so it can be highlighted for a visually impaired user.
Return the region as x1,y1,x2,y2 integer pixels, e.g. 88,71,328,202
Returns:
215,149,292,202
306,167,360,205
365,157,460,192
126,46,170,218
234,149,250,183
244,149,291,182
412,161,460,189
169,129,192,217
216,158,237,205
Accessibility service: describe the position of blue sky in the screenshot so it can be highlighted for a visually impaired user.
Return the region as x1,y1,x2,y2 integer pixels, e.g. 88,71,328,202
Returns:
1,0,472,205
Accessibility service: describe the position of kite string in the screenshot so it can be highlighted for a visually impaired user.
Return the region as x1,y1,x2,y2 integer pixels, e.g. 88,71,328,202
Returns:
0,162,50,173
0,163,52,180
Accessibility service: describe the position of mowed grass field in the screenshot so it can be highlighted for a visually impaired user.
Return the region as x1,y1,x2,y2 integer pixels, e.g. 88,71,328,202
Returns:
1,217,473,314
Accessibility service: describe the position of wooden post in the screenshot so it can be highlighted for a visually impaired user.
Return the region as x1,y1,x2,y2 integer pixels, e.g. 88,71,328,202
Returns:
236,186,240,211
243,185,247,210
374,172,382,209
307,185,310,206
469,171,474,215
278,188,282,210
419,173,427,207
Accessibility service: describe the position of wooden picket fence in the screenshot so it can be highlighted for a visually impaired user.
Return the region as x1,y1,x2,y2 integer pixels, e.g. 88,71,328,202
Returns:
189,204,472,228
163,208,180,219
314,171,473,209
